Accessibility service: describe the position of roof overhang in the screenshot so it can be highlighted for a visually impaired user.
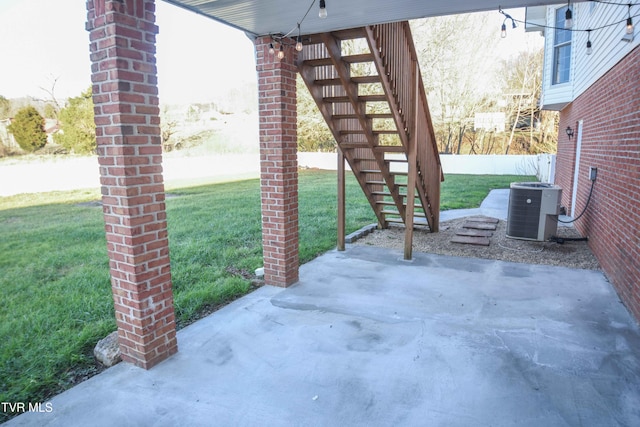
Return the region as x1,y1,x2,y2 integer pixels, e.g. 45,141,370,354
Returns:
161,0,574,38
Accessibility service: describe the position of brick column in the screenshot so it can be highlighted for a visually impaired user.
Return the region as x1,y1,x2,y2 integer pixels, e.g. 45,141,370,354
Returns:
86,0,177,369
255,37,299,287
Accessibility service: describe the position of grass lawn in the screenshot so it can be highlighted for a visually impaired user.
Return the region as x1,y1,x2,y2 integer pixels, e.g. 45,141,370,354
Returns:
0,170,533,421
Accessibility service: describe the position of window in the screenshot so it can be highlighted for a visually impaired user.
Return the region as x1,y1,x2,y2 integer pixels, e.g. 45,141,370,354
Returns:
553,7,572,84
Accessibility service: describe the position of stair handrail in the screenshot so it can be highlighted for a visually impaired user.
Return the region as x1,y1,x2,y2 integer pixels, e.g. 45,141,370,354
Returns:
367,21,442,231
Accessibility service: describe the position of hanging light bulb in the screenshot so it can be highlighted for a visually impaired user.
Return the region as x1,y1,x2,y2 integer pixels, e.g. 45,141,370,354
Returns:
627,5,634,34
501,22,507,38
268,42,275,55
319,0,327,19
586,30,592,55
295,24,303,52
564,2,573,29
277,44,285,60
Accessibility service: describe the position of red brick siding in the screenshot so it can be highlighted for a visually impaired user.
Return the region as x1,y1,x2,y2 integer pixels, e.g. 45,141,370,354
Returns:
555,45,640,322
87,0,177,368
255,36,299,287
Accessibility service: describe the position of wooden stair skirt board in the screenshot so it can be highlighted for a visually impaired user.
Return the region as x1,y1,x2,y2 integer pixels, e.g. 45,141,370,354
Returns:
297,21,442,258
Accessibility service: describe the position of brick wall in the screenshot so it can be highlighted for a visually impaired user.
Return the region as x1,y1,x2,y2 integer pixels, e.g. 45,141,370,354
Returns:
255,36,299,287
555,45,640,322
86,0,177,368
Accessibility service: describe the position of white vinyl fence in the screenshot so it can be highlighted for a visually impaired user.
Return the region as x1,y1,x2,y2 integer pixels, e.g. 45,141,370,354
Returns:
298,153,556,183
1,152,556,197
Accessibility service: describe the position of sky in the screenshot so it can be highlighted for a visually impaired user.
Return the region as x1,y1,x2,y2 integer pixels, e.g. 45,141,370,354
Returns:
0,1,539,105
0,0,257,104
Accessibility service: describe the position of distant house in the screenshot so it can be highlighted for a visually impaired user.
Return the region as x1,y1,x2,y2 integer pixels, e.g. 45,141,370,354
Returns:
44,118,60,145
0,118,17,150
526,3,640,321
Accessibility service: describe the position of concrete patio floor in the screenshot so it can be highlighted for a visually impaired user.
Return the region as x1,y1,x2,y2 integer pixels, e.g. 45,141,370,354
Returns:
6,242,640,426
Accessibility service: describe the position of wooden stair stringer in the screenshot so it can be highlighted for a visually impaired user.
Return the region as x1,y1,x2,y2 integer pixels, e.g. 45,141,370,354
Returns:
317,31,407,225
298,59,388,227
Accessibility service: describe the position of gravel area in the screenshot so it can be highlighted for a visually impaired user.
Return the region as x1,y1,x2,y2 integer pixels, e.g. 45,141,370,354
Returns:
353,216,601,270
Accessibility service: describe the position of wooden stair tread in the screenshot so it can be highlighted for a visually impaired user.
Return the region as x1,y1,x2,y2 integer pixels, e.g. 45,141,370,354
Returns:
386,218,405,224
386,217,430,225
303,57,333,66
315,76,381,86
333,113,394,119
314,78,342,86
373,146,405,153
352,75,382,84
323,94,387,103
302,53,373,67
339,129,399,135
342,53,374,63
339,143,370,149
330,28,367,40
382,210,425,216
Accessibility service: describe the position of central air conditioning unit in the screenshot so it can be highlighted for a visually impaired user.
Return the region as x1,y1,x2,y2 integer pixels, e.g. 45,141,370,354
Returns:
507,182,562,241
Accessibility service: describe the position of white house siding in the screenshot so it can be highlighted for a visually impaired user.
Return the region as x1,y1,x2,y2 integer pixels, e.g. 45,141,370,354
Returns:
540,2,640,110
574,3,640,97
540,5,574,110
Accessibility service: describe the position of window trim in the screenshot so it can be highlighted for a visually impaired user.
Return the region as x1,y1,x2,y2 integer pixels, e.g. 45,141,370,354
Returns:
552,6,572,85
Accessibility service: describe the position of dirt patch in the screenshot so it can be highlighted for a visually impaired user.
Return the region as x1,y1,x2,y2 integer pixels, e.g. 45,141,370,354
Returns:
353,216,600,270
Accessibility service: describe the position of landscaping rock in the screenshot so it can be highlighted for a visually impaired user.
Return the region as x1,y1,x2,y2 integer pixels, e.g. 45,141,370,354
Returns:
94,331,121,367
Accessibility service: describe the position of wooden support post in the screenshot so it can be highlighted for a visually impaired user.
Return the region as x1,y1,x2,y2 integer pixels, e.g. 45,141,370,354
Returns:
404,61,420,260
337,148,346,251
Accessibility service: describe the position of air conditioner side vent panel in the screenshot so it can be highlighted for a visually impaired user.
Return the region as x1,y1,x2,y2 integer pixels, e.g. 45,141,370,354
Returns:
507,182,562,241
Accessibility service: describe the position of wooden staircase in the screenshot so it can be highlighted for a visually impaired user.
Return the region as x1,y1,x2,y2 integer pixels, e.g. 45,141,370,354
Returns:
297,22,443,258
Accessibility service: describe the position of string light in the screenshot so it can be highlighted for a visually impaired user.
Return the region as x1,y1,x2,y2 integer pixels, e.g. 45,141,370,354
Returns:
499,1,639,55
296,24,303,51
319,0,327,19
499,9,517,38
565,1,573,29
269,0,327,60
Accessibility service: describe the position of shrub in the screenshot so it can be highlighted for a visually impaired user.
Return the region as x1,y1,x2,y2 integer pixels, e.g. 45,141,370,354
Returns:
54,88,96,154
7,106,47,153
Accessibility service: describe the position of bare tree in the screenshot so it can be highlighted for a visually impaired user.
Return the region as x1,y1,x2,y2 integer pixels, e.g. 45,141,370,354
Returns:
160,106,179,152
37,74,62,119
501,48,557,154
411,12,502,154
